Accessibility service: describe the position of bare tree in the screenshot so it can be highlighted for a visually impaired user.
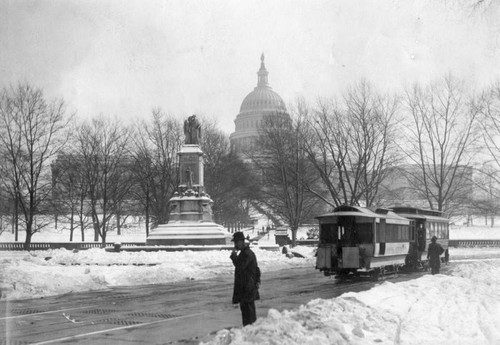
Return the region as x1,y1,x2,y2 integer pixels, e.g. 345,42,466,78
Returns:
201,118,258,227
305,81,400,208
52,152,92,241
130,109,182,233
472,82,500,222
74,116,132,245
0,83,71,246
0,188,12,237
401,75,480,213
250,105,320,246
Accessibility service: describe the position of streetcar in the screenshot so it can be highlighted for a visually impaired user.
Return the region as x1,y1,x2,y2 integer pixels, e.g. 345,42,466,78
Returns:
315,205,449,279
390,206,449,268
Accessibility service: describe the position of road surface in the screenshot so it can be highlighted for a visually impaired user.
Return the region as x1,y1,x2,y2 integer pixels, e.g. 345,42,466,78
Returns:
0,265,432,345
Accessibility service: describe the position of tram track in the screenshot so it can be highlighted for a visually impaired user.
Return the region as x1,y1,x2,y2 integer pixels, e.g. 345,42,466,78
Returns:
0,305,100,321
30,312,209,345
0,261,474,344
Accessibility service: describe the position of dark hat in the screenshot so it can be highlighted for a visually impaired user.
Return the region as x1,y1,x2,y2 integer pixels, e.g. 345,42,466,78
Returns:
431,236,437,242
231,231,245,242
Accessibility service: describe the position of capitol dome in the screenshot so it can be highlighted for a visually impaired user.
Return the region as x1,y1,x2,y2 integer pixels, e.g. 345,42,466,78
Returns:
230,54,289,153
239,83,287,113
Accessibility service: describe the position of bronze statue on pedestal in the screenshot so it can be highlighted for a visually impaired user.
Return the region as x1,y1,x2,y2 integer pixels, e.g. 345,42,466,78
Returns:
184,115,201,145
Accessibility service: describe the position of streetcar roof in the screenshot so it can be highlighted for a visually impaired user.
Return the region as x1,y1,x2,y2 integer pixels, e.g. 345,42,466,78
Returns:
390,206,445,217
393,213,449,222
316,205,409,222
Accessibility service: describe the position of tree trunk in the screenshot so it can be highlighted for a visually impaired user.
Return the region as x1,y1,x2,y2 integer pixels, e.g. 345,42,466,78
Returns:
24,216,34,247
69,209,74,242
80,220,85,242
92,211,99,242
290,226,297,247
145,204,150,237
117,213,121,236
101,231,106,248
24,231,32,250
14,199,18,241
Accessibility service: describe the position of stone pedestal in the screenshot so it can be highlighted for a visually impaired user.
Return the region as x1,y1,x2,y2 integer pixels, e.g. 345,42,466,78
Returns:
146,144,231,246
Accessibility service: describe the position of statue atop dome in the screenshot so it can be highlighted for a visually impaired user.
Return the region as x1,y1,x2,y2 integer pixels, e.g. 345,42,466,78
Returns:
257,52,269,87
184,114,201,145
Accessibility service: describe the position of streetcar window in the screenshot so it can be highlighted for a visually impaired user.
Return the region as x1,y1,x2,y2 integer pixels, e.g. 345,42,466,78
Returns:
376,220,386,243
319,224,337,243
386,224,396,242
357,223,373,243
401,225,408,240
384,224,392,242
385,224,410,242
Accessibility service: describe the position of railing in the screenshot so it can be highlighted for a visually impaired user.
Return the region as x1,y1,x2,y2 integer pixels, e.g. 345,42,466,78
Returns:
2,239,500,251
0,242,147,251
448,239,500,247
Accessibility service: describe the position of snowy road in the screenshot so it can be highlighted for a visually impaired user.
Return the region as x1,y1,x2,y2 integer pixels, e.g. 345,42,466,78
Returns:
0,265,434,345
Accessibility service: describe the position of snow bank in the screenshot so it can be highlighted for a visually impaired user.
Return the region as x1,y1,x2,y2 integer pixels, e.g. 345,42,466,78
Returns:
0,247,315,301
203,260,500,345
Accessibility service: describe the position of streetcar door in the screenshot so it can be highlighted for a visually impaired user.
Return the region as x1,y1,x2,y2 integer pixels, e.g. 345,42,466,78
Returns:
316,245,331,269
416,222,426,251
378,219,386,255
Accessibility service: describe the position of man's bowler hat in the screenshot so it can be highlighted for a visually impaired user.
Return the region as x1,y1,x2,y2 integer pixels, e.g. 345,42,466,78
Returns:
231,231,245,242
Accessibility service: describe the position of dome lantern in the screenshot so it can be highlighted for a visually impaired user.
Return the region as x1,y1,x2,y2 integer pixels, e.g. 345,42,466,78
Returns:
238,54,286,113
257,53,269,87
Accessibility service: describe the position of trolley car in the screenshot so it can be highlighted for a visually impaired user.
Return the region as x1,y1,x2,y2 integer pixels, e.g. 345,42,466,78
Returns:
391,206,449,269
315,205,449,278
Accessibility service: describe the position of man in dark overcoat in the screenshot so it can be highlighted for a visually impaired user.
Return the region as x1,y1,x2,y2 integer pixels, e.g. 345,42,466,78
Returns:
230,231,260,326
427,235,445,275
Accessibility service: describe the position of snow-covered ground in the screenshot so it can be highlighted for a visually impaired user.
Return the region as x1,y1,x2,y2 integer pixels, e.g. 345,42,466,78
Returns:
203,258,500,345
1,226,500,301
2,226,500,344
0,244,315,301
0,229,316,300
1,246,500,345
450,225,500,240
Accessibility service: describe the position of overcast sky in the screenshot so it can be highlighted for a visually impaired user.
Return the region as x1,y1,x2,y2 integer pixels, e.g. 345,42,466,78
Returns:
1,0,500,134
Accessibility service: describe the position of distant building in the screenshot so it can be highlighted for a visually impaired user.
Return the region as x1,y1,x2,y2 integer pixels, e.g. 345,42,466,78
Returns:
377,164,474,215
229,54,290,153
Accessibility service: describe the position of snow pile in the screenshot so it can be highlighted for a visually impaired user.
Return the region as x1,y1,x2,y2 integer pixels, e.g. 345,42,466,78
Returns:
203,260,500,345
0,247,315,301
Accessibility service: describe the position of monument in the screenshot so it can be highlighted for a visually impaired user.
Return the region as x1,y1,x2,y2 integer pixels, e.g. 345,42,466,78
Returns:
146,115,231,245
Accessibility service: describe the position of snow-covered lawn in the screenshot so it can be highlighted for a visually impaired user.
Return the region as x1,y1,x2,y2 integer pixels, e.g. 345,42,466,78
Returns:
2,224,500,244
